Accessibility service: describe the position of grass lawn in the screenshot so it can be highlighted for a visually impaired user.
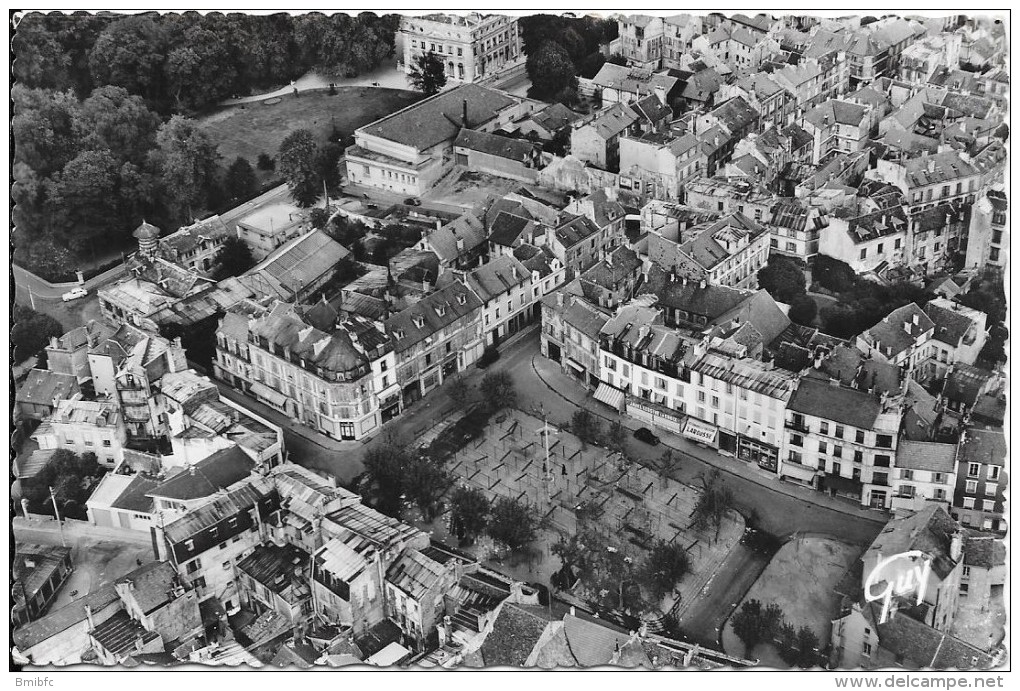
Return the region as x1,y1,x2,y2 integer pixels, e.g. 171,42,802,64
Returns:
723,536,861,667
198,87,423,181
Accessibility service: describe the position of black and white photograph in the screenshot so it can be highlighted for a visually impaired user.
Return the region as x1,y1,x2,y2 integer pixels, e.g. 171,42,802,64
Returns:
8,7,1009,678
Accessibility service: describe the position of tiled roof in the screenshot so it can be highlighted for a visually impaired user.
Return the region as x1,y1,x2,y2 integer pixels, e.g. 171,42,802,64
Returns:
963,536,1005,569
867,505,958,579
895,440,957,473
464,254,530,302
384,281,482,352
529,103,580,132
16,369,80,407
109,474,160,514
805,99,868,129
479,603,555,667
562,613,647,667
454,129,537,163
236,542,309,596
488,211,534,248
860,303,934,360
115,561,181,615
427,213,486,263
631,94,672,125
148,446,255,502
13,584,120,650
359,83,517,150
710,96,758,133
865,602,995,669
788,376,882,429
554,214,601,248
924,300,979,347
817,343,902,396
903,151,978,189
585,103,639,141
957,428,1005,468
637,264,752,320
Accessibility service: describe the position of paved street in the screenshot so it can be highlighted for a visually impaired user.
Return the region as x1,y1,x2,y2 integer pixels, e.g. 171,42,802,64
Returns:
14,517,156,612
675,541,770,651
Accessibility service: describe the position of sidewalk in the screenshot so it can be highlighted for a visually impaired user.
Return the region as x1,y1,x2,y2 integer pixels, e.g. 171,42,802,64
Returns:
528,354,886,524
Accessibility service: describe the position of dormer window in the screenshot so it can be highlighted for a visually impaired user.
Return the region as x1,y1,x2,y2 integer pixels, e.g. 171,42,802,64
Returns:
394,329,405,339
412,315,425,329
456,293,467,306
435,305,446,317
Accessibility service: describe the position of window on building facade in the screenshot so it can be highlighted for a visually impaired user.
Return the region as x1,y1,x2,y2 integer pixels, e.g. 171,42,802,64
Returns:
965,480,978,494
968,463,981,477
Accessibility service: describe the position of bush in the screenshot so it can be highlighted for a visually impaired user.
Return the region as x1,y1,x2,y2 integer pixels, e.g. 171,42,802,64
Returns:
788,293,818,326
812,254,857,293
257,153,275,171
479,370,518,413
757,255,807,303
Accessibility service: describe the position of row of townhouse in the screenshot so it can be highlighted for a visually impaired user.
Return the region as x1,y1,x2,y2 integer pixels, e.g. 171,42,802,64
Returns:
539,260,1000,516
215,251,567,440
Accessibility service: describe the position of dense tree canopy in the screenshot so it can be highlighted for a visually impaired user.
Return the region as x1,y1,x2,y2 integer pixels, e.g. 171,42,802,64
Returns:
488,497,537,552
408,51,447,96
224,156,257,201
479,370,518,413
757,255,807,303
12,305,64,363
278,128,321,207
154,115,221,220
527,41,578,101
449,486,490,541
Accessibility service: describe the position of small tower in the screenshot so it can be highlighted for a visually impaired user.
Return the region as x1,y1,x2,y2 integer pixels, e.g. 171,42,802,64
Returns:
133,220,162,259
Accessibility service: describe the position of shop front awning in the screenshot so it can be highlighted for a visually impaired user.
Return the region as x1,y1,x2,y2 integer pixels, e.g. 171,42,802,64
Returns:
820,473,863,495
682,418,718,445
566,358,586,373
593,382,625,411
249,382,288,407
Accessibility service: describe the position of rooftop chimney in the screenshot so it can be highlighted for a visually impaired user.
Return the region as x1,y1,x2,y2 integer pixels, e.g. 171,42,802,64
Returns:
462,99,469,129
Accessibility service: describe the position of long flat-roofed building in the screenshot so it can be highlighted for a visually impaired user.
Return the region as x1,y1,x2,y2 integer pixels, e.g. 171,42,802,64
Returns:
345,83,540,196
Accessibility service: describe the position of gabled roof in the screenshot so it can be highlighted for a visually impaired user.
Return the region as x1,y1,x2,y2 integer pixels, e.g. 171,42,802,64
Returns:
528,102,581,132
789,375,883,429
710,96,758,134
867,505,959,580
805,100,868,129
13,583,120,650
636,265,752,321
924,299,980,347
148,446,255,502
16,369,80,407
488,211,535,248
963,536,1005,569
583,103,639,141
895,440,957,473
115,561,181,615
454,128,537,163
860,303,934,360
630,94,672,125
554,214,601,248
359,83,518,151
479,603,556,667
162,476,275,544
425,212,486,264
384,281,482,352
463,254,530,302
385,549,448,601
864,601,995,669
242,228,350,300
957,428,1005,468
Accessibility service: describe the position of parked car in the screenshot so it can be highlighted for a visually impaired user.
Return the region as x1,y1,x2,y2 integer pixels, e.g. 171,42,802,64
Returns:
404,197,422,206
633,427,660,446
61,287,88,302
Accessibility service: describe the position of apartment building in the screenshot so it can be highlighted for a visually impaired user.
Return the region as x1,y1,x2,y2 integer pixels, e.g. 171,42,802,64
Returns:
38,399,127,468
782,374,903,509
684,351,799,472
385,281,484,406
872,150,981,216
890,440,957,512
952,428,1006,533
922,298,987,380
768,199,830,260
400,13,521,84
540,290,612,389
442,254,538,347
647,212,771,290
215,303,398,441
609,15,666,69
855,303,936,380
619,132,704,201
964,189,1007,273
802,99,877,165
818,207,909,274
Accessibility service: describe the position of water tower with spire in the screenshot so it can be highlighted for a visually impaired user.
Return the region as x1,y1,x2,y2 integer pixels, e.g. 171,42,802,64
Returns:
132,220,162,259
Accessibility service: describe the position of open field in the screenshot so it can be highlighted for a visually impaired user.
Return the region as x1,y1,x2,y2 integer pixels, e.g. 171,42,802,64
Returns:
198,87,423,178
722,536,861,666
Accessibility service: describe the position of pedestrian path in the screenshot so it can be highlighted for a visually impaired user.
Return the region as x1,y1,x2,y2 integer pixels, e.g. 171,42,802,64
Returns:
219,62,410,107
529,354,886,524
